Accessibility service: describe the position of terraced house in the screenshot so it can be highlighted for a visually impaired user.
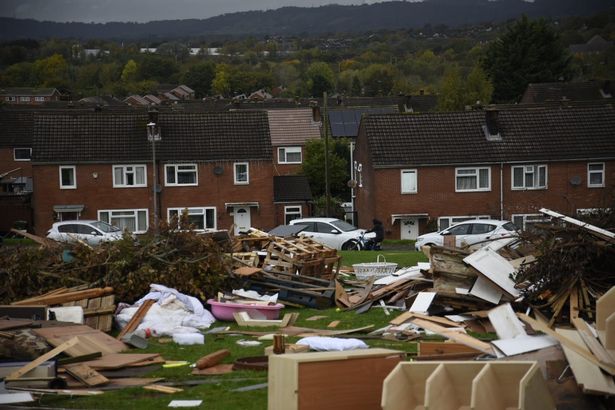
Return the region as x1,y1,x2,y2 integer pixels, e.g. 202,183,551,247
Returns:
354,104,615,240
30,110,277,236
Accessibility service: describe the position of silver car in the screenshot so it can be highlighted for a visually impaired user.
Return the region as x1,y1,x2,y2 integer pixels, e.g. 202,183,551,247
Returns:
46,220,123,245
414,219,518,250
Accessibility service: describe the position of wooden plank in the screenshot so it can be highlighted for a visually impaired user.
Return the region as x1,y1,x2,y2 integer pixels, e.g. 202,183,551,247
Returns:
418,342,481,357
80,353,161,370
7,337,79,380
48,334,123,357
116,299,155,340
404,312,462,328
35,325,127,355
196,349,230,370
64,363,109,387
572,318,615,366
84,297,101,329
143,384,183,394
10,228,58,247
555,328,615,395
0,305,47,320
409,318,494,355
327,320,340,328
12,287,114,306
0,319,35,331
518,313,615,375
539,208,615,243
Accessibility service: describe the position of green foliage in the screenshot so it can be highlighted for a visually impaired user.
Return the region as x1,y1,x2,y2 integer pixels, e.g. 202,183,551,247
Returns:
306,62,335,97
33,53,69,88
212,64,232,96
300,138,350,200
120,59,138,82
182,61,215,97
361,63,396,96
481,15,573,103
138,54,179,82
437,65,492,111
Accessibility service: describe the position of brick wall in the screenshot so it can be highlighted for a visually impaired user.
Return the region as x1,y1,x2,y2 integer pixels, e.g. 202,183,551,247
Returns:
356,160,615,239
0,147,33,178
32,160,276,236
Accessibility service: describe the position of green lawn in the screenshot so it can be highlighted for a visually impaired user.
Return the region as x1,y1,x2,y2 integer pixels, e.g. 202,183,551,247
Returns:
339,248,427,269
40,306,419,409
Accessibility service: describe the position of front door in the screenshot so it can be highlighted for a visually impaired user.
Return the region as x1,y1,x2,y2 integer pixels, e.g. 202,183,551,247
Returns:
400,218,419,240
233,207,251,235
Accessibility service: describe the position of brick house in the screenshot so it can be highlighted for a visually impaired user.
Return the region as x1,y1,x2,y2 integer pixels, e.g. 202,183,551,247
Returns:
31,110,275,236
0,110,35,232
0,88,61,105
354,105,615,240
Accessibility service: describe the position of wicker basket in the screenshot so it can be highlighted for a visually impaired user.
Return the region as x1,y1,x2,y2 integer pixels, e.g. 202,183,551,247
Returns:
353,255,398,280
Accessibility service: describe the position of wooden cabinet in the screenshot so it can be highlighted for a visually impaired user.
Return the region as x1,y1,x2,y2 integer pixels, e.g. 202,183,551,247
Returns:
268,348,405,410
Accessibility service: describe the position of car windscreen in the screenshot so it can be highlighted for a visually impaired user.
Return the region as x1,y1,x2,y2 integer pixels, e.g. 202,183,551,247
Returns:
330,220,358,232
91,221,121,233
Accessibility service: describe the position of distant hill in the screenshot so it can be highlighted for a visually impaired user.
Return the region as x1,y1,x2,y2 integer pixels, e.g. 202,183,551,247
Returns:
0,0,612,40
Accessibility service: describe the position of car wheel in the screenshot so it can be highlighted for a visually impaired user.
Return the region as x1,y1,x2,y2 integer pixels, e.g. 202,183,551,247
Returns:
342,240,361,251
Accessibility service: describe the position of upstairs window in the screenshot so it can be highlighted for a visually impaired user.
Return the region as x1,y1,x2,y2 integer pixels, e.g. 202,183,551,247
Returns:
401,169,417,194
278,147,302,164
59,166,76,189
165,164,198,186
14,148,32,161
234,162,249,184
512,165,547,190
455,167,490,192
588,163,605,188
113,165,147,187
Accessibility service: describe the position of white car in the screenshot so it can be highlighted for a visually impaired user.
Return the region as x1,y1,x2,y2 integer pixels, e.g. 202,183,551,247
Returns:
414,219,518,251
289,217,365,250
46,220,123,245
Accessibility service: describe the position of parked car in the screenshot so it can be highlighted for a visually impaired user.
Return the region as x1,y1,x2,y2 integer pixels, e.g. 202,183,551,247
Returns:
414,219,518,251
289,217,367,250
46,220,123,245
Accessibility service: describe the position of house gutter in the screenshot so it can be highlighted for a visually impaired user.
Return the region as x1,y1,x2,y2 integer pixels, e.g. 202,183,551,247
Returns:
373,156,615,169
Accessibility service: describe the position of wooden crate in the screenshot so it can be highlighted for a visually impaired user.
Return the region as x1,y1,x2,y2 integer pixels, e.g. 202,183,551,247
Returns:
268,348,405,410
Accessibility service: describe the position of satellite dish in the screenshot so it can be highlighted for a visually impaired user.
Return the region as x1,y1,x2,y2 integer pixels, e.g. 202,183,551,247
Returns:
213,166,224,175
569,175,582,186
347,179,358,188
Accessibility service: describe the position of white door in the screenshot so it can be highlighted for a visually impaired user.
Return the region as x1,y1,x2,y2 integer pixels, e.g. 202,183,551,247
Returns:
400,218,420,240
233,207,251,235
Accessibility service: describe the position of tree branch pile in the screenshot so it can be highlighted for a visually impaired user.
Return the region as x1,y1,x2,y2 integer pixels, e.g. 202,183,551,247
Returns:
0,223,234,304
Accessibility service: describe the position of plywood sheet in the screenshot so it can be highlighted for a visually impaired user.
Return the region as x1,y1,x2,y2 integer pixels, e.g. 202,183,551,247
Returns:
80,353,161,370
463,248,520,297
35,325,127,355
555,328,615,395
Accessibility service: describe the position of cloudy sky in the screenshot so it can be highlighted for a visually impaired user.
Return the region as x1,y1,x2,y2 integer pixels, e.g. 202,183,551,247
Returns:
0,0,410,23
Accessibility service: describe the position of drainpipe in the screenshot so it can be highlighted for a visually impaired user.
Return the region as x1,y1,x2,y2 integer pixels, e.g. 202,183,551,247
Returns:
500,163,504,220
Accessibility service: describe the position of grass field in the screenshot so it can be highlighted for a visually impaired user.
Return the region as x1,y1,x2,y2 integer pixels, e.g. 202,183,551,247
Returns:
339,248,427,268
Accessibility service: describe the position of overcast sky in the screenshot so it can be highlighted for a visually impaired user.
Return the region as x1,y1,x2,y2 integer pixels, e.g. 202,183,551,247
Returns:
0,0,412,23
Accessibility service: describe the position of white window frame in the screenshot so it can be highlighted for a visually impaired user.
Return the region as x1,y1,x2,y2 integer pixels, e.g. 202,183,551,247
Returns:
278,146,302,164
511,214,548,231
98,208,149,234
234,162,249,185
34,96,45,102
588,162,605,188
164,163,198,186
113,164,147,188
5,96,16,102
59,165,77,189
438,215,490,231
455,167,491,192
19,96,30,102
284,205,302,224
511,164,547,190
13,147,32,161
167,207,217,231
401,169,418,194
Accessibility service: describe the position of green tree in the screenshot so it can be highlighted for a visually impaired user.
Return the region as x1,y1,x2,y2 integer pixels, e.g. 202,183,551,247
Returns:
306,62,335,97
121,59,138,83
300,138,350,201
361,64,395,96
138,55,179,83
437,65,493,111
481,15,572,103
33,53,69,87
0,62,37,86
211,65,231,96
182,62,215,97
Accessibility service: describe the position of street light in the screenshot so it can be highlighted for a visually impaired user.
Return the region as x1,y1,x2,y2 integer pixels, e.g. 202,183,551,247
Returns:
147,110,161,234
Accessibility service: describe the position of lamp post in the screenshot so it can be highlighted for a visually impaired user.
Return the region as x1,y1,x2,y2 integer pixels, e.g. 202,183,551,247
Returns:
147,112,161,234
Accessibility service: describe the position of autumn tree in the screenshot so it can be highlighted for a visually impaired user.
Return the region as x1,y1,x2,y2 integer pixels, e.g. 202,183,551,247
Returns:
306,62,335,97
481,15,572,103
437,65,493,111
